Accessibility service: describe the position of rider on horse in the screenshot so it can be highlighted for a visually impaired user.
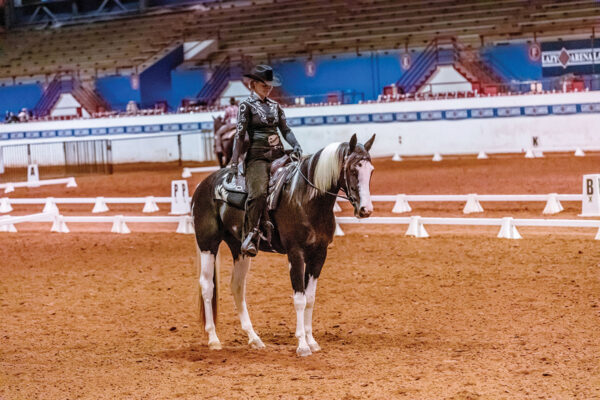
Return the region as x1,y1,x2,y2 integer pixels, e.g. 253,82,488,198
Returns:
229,65,303,257
214,97,238,157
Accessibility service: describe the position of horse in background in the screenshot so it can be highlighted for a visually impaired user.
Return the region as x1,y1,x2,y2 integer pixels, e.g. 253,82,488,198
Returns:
192,133,376,356
212,116,240,168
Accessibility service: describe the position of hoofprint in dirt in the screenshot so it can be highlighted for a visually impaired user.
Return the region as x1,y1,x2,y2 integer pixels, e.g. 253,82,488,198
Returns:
1,233,599,399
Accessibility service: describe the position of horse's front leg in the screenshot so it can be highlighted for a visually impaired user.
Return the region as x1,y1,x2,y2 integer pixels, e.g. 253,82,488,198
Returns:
304,249,326,353
231,255,265,349
288,250,311,356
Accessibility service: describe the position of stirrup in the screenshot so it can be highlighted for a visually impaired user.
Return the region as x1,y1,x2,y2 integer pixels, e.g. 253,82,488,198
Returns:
241,229,259,257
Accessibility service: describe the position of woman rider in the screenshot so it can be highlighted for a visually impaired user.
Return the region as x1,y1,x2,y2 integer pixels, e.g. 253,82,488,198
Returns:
229,65,303,257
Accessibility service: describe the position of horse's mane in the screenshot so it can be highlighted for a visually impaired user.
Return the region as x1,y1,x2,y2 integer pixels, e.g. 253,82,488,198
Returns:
312,142,344,192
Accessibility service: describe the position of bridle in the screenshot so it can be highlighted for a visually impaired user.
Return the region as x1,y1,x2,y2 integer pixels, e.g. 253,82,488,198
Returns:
294,149,363,204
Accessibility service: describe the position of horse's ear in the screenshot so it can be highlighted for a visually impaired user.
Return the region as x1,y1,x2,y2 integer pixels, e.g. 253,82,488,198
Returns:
364,133,376,152
349,133,357,153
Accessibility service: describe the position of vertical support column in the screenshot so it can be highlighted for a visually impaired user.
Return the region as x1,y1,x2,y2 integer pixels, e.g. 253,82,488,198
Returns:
107,140,113,175
177,134,182,167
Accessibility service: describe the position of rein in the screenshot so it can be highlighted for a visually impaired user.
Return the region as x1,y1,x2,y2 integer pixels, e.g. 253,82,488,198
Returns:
294,151,355,203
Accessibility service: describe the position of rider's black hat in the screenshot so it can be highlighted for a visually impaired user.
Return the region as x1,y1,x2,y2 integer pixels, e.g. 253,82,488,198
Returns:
243,65,282,87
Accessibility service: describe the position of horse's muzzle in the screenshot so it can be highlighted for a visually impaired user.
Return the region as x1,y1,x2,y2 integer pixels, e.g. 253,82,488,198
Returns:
358,206,372,218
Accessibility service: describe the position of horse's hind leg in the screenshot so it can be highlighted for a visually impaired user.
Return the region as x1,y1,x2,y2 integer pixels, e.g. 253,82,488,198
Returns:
225,236,264,349
231,256,265,349
198,245,222,350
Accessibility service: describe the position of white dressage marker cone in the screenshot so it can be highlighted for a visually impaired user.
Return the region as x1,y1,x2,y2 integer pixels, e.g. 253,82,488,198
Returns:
534,150,544,158
0,197,12,213
392,194,412,213
333,202,342,212
4,184,14,194
497,217,521,239
43,198,59,213
543,193,564,215
51,215,69,233
92,197,109,213
143,196,160,213
432,153,443,162
525,149,535,158
66,177,77,188
477,151,489,159
463,194,484,214
334,223,345,236
405,216,429,238
111,215,131,234
181,168,192,178
595,227,600,240
392,152,402,161
176,216,195,234
575,148,585,157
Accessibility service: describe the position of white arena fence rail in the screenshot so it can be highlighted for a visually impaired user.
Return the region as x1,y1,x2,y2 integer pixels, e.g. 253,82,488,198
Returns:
0,193,583,215
0,196,193,214
336,193,582,215
2,212,599,239
334,216,600,240
0,177,77,193
0,213,194,234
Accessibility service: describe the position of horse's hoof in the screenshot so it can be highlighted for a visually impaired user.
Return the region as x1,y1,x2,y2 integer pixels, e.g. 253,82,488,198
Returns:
208,341,222,350
308,341,321,352
296,345,312,357
249,337,265,349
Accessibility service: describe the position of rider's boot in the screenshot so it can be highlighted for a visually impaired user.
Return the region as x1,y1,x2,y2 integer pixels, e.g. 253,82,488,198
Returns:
241,228,260,257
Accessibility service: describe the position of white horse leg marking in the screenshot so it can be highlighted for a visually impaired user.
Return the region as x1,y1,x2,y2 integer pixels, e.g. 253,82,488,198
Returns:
199,251,221,349
304,275,320,352
294,291,311,356
231,256,264,349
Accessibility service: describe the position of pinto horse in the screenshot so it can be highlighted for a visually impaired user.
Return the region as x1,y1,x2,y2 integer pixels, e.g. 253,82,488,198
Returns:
192,133,375,356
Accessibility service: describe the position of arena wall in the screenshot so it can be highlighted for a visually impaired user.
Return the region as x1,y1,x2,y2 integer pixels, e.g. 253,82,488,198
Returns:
1,91,599,167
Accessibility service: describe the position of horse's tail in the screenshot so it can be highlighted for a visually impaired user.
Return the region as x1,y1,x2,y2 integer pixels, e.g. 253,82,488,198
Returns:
196,243,220,329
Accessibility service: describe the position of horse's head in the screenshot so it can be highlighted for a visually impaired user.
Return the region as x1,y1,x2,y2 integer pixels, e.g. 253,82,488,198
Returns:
342,133,375,218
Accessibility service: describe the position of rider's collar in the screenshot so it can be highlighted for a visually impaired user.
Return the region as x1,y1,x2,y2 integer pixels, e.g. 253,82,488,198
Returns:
250,93,271,103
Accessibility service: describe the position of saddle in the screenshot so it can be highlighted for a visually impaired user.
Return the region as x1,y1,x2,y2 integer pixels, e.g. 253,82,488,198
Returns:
217,153,295,211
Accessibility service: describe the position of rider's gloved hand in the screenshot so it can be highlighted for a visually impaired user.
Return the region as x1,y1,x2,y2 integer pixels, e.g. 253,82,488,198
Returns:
227,163,238,183
292,144,303,160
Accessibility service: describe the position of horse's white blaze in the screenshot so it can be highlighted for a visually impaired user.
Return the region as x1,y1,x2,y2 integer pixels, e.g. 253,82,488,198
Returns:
231,256,263,347
293,291,311,355
357,161,374,213
199,251,220,346
304,276,320,351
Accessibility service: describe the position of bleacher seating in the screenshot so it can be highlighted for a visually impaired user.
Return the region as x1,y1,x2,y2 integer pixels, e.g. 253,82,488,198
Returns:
0,0,598,88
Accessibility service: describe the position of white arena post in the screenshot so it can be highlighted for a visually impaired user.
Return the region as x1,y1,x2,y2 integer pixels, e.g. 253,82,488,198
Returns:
477,151,489,159
92,197,110,213
43,198,59,213
525,149,535,158
0,215,17,232
0,197,12,213
574,148,585,157
392,194,411,213
4,184,14,193
392,153,402,161
170,180,191,215
333,202,342,212
111,215,131,234
143,196,160,213
66,177,77,188
463,194,484,214
405,216,429,238
542,193,564,215
50,214,70,233
334,223,345,236
580,174,600,216
497,217,521,239
432,153,443,162
176,215,195,234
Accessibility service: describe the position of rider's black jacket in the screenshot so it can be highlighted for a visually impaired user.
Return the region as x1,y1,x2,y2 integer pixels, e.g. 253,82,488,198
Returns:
230,93,300,163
